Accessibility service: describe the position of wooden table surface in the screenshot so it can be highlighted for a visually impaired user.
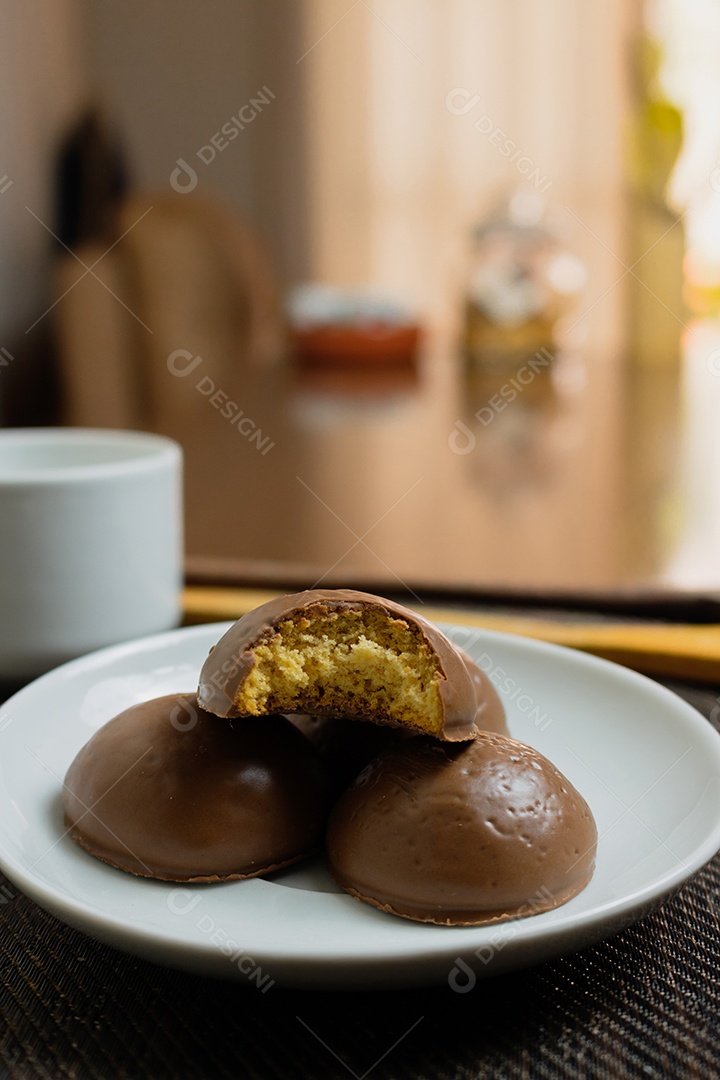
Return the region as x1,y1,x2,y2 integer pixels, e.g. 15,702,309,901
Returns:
155,328,720,599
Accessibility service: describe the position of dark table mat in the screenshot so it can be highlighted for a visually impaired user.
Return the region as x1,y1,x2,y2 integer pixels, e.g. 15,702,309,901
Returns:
1,683,719,1080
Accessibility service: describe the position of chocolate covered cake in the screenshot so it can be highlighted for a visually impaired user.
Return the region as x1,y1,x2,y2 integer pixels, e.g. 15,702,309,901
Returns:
63,693,328,882
326,732,597,925
198,589,488,742
61,588,597,930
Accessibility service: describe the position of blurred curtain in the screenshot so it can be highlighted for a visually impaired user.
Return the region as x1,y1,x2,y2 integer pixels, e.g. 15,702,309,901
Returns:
297,0,635,349
78,0,636,353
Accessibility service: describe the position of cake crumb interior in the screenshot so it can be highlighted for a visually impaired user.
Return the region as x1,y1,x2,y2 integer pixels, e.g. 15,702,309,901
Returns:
235,606,444,734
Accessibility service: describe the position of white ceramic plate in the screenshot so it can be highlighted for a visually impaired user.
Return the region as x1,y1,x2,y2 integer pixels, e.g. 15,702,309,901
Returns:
1,622,719,991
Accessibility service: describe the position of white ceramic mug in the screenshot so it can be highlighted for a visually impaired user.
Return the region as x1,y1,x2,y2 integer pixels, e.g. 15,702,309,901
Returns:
0,428,183,680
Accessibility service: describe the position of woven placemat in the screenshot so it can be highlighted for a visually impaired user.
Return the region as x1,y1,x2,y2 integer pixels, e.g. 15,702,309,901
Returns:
1,683,719,1080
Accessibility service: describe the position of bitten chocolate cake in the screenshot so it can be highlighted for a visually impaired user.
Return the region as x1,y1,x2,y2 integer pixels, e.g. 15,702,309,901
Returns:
197,589,488,741
326,732,597,926
63,693,328,882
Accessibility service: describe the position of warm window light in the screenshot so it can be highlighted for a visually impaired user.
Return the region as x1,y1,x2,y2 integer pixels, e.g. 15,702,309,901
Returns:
650,0,720,309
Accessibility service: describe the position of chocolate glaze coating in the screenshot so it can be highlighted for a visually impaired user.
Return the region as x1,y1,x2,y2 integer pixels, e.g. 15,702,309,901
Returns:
63,694,328,882
326,733,597,925
456,649,508,737
197,589,482,741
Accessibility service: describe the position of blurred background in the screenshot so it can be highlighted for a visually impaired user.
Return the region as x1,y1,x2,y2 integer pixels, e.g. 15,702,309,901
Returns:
2,0,720,595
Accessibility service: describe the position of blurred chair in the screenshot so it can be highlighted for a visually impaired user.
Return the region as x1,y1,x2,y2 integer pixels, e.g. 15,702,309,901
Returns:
54,190,283,429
